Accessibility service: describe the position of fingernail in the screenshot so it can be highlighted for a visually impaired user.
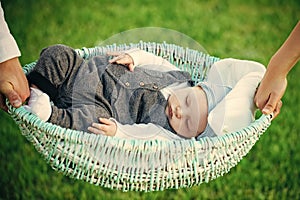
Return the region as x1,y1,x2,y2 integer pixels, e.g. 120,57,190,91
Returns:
262,108,270,114
12,99,22,107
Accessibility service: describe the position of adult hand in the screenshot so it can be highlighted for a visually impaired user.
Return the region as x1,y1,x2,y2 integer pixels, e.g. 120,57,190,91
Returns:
108,52,135,71
254,73,286,119
0,57,30,111
255,21,300,119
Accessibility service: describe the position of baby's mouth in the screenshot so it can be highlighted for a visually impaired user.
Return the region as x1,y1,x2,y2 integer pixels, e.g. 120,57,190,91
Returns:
168,105,173,118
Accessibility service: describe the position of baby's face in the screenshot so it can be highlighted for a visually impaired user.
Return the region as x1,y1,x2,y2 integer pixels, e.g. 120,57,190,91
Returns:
165,86,204,138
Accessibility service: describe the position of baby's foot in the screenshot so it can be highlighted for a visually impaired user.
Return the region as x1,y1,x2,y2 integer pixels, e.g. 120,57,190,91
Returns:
24,87,52,121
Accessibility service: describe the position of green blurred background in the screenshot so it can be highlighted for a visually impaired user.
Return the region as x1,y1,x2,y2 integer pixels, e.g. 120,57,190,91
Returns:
0,0,299,199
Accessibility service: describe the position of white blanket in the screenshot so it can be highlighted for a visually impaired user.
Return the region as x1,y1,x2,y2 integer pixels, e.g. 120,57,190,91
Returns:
207,58,266,135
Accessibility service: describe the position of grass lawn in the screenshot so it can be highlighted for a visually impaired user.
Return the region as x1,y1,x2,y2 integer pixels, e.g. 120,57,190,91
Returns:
1,0,300,199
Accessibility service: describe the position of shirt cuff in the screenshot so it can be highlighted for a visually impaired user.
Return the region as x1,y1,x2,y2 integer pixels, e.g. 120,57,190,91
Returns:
124,48,179,71
0,34,21,63
124,48,144,67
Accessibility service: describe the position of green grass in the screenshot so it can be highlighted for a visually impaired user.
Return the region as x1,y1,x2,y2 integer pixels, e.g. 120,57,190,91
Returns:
1,0,300,199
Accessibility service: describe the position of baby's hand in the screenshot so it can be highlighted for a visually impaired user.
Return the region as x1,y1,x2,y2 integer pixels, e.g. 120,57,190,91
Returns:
88,118,117,136
107,52,135,72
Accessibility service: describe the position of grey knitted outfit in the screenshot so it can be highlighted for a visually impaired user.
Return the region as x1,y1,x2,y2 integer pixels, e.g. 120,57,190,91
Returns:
27,44,192,133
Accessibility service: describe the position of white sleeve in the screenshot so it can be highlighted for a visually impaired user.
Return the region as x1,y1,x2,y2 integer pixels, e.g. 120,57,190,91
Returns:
208,71,265,136
0,3,21,63
125,48,179,72
110,118,184,141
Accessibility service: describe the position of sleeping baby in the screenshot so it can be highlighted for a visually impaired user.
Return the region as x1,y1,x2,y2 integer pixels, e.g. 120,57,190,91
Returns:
25,44,265,140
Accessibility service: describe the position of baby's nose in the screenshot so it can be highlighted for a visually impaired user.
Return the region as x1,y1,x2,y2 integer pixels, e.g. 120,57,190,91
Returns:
175,106,183,119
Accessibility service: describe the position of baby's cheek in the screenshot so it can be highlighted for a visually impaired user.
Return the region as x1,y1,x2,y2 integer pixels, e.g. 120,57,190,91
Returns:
169,118,179,132
172,120,186,135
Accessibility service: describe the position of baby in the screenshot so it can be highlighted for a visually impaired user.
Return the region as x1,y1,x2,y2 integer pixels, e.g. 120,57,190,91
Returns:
25,44,265,140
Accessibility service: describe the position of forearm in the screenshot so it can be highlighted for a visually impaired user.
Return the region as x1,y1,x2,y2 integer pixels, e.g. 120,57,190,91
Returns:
267,21,300,78
49,105,97,131
110,118,183,140
0,3,21,62
125,48,179,71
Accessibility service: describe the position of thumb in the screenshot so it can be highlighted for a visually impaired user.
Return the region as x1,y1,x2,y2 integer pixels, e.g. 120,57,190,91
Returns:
128,63,135,72
0,81,22,107
262,93,280,115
